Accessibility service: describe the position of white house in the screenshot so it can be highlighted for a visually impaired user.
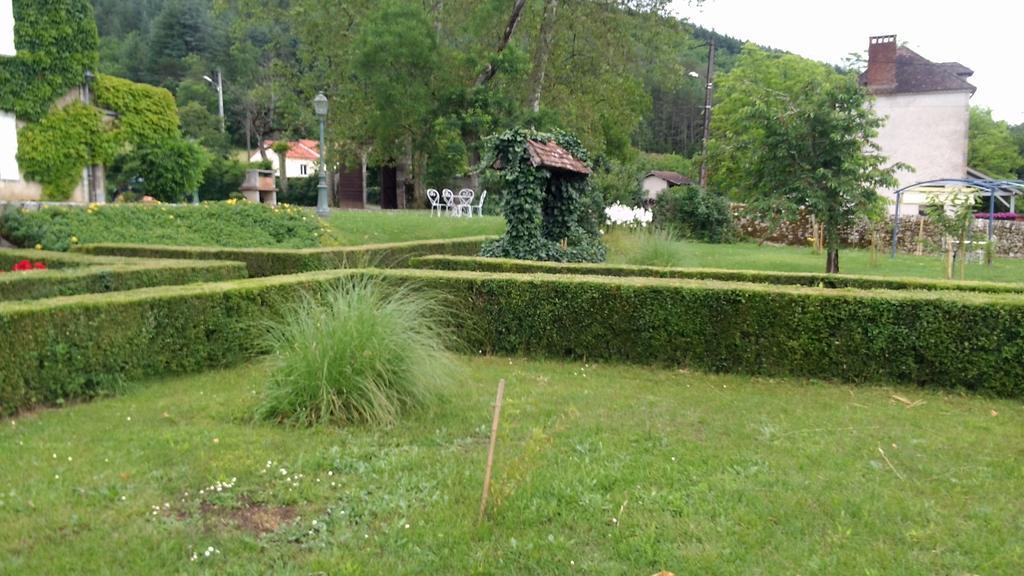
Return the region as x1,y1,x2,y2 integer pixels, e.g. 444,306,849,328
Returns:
860,35,976,215
0,0,100,203
250,140,319,179
1,0,21,187
641,170,693,202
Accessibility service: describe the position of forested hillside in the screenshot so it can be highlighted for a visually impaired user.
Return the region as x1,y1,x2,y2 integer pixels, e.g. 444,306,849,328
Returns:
90,0,749,198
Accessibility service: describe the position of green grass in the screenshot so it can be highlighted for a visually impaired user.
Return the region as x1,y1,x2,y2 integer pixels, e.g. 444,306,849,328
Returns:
321,210,504,246
2,356,1021,574
605,229,1024,284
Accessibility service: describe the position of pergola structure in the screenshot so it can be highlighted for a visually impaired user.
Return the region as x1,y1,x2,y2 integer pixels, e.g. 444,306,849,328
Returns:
889,177,1024,258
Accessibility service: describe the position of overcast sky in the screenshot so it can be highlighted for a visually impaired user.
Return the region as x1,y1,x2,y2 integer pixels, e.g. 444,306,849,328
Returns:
670,0,1023,124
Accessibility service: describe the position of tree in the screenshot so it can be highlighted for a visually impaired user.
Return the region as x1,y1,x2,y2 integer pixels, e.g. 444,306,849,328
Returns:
122,137,211,203
272,140,291,195
968,107,1024,180
710,46,901,273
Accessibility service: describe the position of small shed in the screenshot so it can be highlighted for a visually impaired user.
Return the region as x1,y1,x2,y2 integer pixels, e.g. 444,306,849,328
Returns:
642,171,693,202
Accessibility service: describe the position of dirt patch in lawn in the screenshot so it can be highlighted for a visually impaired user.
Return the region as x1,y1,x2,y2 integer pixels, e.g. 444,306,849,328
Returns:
188,498,299,535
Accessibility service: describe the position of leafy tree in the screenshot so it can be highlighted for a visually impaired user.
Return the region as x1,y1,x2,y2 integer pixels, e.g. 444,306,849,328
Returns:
147,0,212,86
121,137,211,202
968,107,1024,179
710,46,900,273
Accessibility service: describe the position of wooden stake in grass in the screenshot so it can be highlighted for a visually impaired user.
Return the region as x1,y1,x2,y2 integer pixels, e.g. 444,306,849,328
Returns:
479,378,506,523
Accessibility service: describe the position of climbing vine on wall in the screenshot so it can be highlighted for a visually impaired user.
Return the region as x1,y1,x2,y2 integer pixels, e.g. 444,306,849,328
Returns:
0,0,99,122
94,74,180,146
481,128,606,263
16,104,117,200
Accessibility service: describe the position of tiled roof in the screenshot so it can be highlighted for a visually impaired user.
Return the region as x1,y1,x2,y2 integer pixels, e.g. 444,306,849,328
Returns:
526,140,591,174
645,171,693,186
261,140,320,161
861,47,976,96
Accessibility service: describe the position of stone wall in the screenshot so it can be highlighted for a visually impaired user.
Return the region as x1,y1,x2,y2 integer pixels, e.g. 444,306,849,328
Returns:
734,207,1024,258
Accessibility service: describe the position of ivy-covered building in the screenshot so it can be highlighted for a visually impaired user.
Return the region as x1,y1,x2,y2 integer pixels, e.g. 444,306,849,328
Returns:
0,0,192,204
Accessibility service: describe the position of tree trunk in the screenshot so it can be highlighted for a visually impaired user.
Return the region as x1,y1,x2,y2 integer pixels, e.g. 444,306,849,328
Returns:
277,149,289,195
527,0,559,113
826,249,840,274
474,0,528,87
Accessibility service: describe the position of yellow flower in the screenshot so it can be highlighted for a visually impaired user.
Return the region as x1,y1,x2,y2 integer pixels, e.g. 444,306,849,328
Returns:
70,236,79,243
34,243,43,250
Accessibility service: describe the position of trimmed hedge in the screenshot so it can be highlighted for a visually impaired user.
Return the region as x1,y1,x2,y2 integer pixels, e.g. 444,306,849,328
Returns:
74,236,497,277
408,255,1024,294
3,269,1023,414
0,254,247,302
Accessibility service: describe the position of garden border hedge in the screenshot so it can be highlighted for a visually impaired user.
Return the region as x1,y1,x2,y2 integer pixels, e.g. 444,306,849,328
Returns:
0,249,247,301
3,269,1023,414
73,236,498,277
408,255,1024,294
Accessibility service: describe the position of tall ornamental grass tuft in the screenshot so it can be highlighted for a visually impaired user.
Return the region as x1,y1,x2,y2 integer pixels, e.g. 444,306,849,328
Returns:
256,278,458,427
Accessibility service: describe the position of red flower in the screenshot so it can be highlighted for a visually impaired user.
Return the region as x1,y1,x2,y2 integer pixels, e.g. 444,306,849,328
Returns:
10,260,45,272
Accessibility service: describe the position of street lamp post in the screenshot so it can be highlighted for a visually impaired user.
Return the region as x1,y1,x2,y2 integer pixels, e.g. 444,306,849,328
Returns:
313,92,330,217
203,70,225,133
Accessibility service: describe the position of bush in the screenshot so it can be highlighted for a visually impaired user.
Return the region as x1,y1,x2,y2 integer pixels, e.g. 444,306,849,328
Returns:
616,228,686,268
75,236,496,277
197,156,247,201
653,186,734,243
409,255,1024,294
256,279,455,427
0,249,247,302
3,268,1024,414
0,202,325,251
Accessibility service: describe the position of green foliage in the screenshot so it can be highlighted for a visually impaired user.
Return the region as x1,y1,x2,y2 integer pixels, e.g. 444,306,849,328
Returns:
591,152,695,206
4,266,1024,414
618,228,688,267
197,155,247,201
121,136,210,202
653,186,734,243
410,255,1024,294
94,73,180,144
0,202,324,252
15,104,117,200
0,249,247,302
710,46,900,272
481,128,605,262
968,107,1024,180
256,279,455,427
75,236,495,278
0,0,99,121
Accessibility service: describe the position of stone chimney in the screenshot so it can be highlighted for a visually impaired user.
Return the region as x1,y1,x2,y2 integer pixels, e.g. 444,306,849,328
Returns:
866,35,897,88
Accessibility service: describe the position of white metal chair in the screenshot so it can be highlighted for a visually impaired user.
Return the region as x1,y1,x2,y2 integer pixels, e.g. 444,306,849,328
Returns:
456,188,475,217
471,190,487,217
441,189,455,216
427,188,445,216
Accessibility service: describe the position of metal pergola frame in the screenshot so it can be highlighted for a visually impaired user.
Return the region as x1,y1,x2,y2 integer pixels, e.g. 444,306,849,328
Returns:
889,178,1024,258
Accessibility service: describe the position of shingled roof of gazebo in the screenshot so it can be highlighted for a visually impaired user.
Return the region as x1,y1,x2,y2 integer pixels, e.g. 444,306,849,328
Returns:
525,140,591,175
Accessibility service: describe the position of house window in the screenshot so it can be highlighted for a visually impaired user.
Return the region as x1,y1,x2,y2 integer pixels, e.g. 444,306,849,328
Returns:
300,164,308,176
0,111,19,181
0,0,15,57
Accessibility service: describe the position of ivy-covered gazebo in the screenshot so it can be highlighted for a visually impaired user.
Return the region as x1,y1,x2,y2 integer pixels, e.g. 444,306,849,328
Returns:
481,128,606,263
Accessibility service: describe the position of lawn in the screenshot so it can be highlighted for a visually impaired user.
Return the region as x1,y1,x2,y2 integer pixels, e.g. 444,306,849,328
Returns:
321,210,505,246
605,229,1024,284
2,356,1021,574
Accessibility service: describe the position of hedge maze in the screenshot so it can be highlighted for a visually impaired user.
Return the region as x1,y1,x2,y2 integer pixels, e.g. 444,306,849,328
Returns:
3,236,1023,415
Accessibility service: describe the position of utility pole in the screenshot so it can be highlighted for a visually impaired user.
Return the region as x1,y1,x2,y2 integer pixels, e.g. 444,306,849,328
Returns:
204,69,225,133
699,36,716,188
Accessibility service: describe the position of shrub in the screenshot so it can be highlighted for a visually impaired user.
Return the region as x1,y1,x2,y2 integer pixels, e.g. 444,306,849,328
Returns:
0,202,324,251
255,279,456,427
409,255,1024,294
618,228,686,268
75,236,496,277
653,186,734,243
3,268,1024,415
0,250,246,302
